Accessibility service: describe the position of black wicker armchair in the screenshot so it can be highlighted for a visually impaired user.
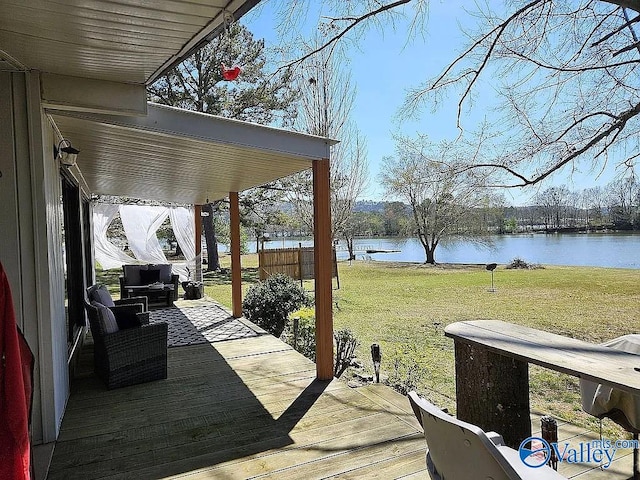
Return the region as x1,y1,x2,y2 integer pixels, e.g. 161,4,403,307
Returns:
84,285,167,389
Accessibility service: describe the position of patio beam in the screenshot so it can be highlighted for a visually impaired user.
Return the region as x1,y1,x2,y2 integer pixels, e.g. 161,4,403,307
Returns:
229,192,242,318
313,158,334,380
51,104,334,160
41,73,146,116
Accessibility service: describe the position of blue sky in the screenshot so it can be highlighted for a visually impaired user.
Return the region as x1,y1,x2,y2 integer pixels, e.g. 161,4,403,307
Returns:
244,1,623,206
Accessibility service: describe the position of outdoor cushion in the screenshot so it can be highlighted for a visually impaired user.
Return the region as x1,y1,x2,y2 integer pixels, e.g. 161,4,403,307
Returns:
151,264,172,283
123,264,147,286
89,285,115,308
91,301,119,334
139,268,161,285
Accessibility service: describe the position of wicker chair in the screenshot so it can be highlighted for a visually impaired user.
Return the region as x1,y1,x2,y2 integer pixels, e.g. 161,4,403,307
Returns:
84,286,167,389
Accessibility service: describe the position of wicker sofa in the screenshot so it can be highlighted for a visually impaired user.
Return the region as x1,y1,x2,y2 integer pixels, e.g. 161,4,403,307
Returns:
119,264,179,306
85,285,168,389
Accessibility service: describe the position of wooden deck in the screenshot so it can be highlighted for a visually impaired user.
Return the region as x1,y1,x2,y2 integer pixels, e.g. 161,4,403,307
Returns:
47,332,638,479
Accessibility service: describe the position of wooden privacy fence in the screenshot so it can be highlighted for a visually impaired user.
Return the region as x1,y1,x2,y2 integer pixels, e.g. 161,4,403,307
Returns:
258,245,339,288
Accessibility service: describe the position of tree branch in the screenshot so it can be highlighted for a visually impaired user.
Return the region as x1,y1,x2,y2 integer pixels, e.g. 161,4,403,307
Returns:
276,0,411,73
408,0,547,126
466,101,640,187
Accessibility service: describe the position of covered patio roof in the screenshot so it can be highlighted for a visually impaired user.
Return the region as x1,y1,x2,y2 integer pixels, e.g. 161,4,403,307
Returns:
0,0,260,85
49,104,337,204
2,0,337,204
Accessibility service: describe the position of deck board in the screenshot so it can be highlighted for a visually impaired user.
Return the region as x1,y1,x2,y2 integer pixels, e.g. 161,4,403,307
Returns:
48,328,635,479
48,335,427,480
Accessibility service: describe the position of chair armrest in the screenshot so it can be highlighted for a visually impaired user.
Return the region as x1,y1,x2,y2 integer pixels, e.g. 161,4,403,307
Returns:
486,431,505,446
119,276,126,298
170,274,179,300
114,296,149,310
110,303,143,314
497,445,567,479
103,323,168,365
109,304,149,328
136,311,150,325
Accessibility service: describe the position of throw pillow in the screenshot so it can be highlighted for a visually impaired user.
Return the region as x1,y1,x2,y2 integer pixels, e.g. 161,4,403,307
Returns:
91,301,119,334
155,264,173,283
123,264,147,286
139,268,161,284
92,286,115,308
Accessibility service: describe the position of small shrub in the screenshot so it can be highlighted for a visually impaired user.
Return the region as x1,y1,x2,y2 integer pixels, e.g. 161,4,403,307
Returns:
242,273,312,337
506,257,530,269
385,344,428,395
282,307,316,361
505,257,545,270
334,328,359,378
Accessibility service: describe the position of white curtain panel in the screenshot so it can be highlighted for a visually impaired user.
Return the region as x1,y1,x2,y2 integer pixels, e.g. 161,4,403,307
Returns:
93,204,198,281
92,203,137,269
168,206,198,282
119,205,169,265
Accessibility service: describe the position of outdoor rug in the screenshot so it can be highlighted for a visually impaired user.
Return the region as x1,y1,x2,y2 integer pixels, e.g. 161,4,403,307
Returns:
149,303,260,347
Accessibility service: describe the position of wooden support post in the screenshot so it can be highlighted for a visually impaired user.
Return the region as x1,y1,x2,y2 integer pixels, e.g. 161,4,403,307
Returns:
298,242,303,288
453,340,531,448
229,192,242,318
194,205,202,283
313,159,334,380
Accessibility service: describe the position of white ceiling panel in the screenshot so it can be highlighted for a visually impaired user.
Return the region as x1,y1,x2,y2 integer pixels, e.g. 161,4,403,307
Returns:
49,104,336,204
0,0,259,84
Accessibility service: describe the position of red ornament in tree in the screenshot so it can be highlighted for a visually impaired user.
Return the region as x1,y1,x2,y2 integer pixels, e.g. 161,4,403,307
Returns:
221,63,241,81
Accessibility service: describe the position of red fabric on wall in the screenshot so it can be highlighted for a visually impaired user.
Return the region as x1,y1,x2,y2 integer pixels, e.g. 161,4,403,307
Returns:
0,262,32,480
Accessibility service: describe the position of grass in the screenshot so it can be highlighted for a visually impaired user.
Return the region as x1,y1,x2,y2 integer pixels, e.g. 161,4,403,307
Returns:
203,254,640,438
98,255,640,438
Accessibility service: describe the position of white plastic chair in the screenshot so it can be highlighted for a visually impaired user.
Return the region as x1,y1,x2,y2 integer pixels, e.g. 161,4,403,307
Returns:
408,391,567,480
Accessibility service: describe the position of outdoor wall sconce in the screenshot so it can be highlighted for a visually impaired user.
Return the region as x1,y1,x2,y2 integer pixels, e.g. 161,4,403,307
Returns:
54,139,80,167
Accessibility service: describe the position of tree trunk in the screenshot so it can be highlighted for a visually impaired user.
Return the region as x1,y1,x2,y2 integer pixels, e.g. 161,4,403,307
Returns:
345,236,355,261
424,243,436,264
202,203,220,271
453,341,531,449
174,243,183,257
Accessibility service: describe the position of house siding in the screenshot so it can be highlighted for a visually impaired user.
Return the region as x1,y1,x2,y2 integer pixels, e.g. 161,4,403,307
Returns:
0,71,70,444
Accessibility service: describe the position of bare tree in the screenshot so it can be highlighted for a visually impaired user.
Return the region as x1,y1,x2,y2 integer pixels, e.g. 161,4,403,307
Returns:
288,44,369,260
271,1,640,191
380,136,492,264
402,1,640,188
534,186,572,229
606,176,639,226
583,186,607,226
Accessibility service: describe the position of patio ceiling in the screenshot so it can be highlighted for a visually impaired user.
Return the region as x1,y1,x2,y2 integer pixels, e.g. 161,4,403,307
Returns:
5,0,338,205
0,0,260,85
49,104,336,204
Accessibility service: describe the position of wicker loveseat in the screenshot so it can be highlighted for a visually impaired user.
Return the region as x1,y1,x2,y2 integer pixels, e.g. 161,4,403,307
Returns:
119,264,179,306
85,285,168,389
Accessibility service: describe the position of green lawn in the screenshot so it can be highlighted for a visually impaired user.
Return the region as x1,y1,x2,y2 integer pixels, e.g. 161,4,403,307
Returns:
202,254,640,437
98,256,640,437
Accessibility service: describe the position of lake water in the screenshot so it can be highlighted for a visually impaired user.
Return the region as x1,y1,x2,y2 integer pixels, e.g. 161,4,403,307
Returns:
251,233,640,269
